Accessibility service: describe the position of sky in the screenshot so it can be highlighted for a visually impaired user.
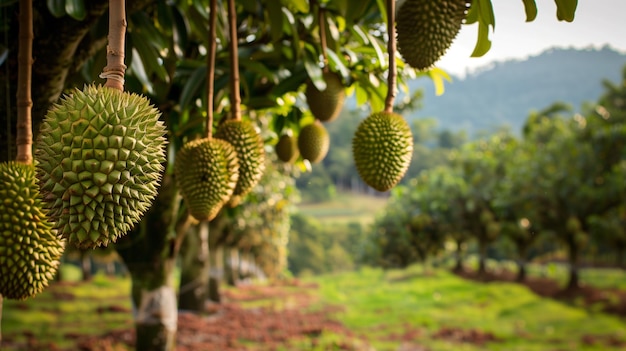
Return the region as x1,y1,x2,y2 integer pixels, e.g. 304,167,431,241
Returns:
436,0,626,77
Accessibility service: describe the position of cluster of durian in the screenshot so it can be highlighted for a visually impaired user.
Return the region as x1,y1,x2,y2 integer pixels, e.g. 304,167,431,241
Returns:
396,0,471,70
174,119,266,222
275,71,345,164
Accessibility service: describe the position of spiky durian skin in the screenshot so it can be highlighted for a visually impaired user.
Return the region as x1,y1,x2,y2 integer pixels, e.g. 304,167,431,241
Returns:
0,162,65,300
275,134,299,163
298,121,329,163
305,72,346,122
352,112,413,192
175,138,239,221
396,0,469,70
215,120,265,207
35,85,167,249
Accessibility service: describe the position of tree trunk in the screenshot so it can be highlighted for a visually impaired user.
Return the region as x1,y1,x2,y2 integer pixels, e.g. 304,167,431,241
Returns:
453,240,464,273
478,241,487,276
515,259,526,282
1,294,3,345
178,222,210,312
566,239,580,290
208,246,223,303
225,248,240,287
116,175,186,351
80,250,92,281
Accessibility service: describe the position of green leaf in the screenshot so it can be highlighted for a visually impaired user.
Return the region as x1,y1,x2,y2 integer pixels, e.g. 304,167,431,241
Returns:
427,68,452,96
470,21,492,58
555,0,577,22
46,0,66,17
267,1,284,42
179,66,207,110
522,0,537,22
281,0,309,13
65,0,86,21
325,49,349,80
303,44,325,90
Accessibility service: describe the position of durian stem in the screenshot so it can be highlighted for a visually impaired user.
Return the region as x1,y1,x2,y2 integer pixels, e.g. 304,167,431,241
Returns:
227,0,242,121
317,2,329,71
384,0,397,113
205,0,218,139
102,0,127,91
15,0,34,164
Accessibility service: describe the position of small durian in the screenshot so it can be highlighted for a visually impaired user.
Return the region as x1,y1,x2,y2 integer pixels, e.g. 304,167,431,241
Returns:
298,121,329,163
0,162,65,300
396,0,470,70
305,71,346,122
175,138,239,221
35,85,167,248
215,120,266,207
275,134,299,163
352,111,413,192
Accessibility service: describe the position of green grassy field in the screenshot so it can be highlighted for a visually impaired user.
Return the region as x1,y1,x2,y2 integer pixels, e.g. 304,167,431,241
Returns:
2,264,625,350
308,265,626,351
297,192,388,225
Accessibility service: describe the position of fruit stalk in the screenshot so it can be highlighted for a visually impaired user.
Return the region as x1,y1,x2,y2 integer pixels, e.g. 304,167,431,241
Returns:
15,0,34,164
101,0,127,91
317,1,329,71
227,0,241,121
384,0,397,113
206,0,218,138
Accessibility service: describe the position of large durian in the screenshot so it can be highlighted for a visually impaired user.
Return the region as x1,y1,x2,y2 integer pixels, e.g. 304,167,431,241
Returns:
396,0,470,70
0,162,65,300
175,138,239,221
215,120,265,207
305,72,346,122
352,112,413,192
298,121,329,163
35,85,167,248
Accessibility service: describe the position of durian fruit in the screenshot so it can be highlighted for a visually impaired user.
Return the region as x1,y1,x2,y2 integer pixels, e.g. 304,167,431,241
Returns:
275,134,299,163
298,121,329,163
305,72,346,122
352,112,413,192
174,138,239,221
35,85,167,248
215,120,266,207
0,162,65,300
396,0,470,70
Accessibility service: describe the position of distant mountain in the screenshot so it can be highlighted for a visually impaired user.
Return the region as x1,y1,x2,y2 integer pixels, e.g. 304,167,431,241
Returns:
405,46,626,135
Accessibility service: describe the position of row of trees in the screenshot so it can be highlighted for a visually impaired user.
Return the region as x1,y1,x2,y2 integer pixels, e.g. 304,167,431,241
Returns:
367,67,626,289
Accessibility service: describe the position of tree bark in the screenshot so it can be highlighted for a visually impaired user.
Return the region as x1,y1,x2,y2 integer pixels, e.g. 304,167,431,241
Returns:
116,175,184,351
1,294,3,345
566,238,580,290
208,246,223,303
478,241,487,276
453,240,464,273
80,250,92,281
225,248,240,287
178,222,210,312
516,259,526,282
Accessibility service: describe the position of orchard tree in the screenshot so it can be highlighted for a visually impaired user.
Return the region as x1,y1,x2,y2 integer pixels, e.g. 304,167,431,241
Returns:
0,0,581,349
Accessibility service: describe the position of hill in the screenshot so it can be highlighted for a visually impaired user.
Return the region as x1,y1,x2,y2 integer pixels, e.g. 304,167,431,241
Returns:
406,46,626,135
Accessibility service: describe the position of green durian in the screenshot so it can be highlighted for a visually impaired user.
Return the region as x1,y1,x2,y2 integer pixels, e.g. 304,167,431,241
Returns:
215,120,265,207
396,0,470,70
352,111,413,192
35,85,167,248
0,162,65,300
275,134,299,163
305,71,346,122
175,138,239,221
298,121,330,163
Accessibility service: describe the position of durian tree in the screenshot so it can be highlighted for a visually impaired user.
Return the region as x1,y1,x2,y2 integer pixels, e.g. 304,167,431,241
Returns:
0,0,584,349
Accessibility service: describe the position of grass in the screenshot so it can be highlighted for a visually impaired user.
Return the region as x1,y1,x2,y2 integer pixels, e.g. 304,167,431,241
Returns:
297,191,388,225
2,266,132,350
307,265,626,351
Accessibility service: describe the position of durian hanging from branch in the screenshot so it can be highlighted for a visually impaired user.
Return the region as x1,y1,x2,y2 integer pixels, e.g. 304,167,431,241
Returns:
352,0,413,192
214,0,266,207
0,0,64,300
34,0,167,248
175,0,240,222
304,1,346,123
